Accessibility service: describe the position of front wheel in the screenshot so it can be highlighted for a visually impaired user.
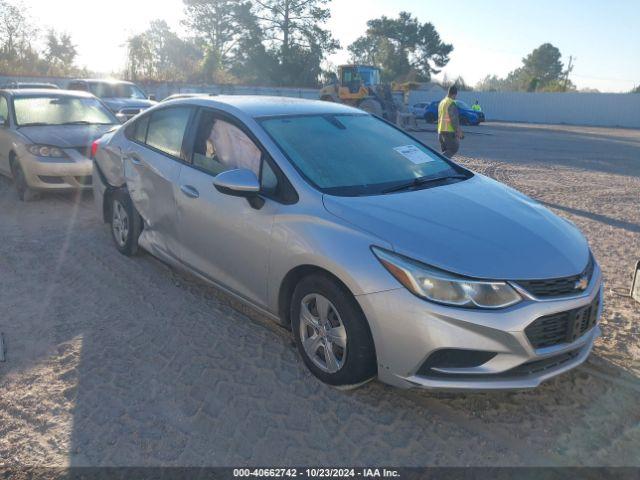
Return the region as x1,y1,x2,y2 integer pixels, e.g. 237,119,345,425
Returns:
110,189,142,256
11,160,36,201
291,274,377,388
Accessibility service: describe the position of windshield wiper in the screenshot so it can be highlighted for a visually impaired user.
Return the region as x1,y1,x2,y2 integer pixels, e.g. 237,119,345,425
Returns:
382,174,468,194
58,121,112,125
17,122,51,128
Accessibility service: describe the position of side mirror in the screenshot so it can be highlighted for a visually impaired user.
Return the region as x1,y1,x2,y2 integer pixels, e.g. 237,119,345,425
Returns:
148,94,156,101
213,169,264,209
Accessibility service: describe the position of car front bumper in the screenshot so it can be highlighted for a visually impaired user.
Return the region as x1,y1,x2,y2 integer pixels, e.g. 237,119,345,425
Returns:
356,264,603,390
20,148,93,190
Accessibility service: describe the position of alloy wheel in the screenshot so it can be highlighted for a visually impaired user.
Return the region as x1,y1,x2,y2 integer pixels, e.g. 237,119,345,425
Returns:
299,293,348,373
112,200,130,248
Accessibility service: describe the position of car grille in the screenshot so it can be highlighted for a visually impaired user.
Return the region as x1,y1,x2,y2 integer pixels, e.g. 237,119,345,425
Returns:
417,347,583,380
525,294,600,349
506,348,582,377
515,255,594,298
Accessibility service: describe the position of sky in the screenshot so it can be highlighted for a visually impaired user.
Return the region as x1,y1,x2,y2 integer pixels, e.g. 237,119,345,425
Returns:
22,0,640,92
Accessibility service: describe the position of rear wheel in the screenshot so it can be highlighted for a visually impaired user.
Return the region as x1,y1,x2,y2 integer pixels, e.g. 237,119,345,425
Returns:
291,274,377,388
425,112,436,123
10,159,35,201
110,189,142,256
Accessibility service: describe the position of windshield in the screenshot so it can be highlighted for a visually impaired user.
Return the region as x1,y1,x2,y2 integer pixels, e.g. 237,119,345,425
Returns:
358,68,380,86
13,95,117,126
456,100,471,110
260,114,466,196
89,82,147,99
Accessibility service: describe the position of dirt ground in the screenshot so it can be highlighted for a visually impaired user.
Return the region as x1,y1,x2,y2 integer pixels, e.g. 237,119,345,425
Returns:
0,122,638,467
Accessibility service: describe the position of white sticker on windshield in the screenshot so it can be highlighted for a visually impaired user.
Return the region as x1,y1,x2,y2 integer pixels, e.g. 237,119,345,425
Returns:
393,145,434,165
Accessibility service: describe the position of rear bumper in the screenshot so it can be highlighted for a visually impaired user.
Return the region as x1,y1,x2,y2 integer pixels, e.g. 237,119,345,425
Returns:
357,264,603,390
92,161,108,222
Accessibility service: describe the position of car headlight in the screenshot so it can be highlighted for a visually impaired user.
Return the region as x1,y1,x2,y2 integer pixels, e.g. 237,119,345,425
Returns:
372,247,522,309
27,145,67,158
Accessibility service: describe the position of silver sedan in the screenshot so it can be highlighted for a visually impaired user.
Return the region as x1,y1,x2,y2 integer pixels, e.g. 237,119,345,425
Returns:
0,89,118,200
92,96,602,390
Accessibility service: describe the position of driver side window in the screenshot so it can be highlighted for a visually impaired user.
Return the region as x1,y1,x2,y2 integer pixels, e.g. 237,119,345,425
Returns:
191,110,262,178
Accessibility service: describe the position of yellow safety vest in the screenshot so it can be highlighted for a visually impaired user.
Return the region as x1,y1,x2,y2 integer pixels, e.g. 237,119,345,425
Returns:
438,96,456,133
472,104,482,112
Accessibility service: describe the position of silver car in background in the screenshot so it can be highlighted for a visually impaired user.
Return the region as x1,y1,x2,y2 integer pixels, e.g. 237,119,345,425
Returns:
0,89,119,200
92,96,602,390
67,79,156,122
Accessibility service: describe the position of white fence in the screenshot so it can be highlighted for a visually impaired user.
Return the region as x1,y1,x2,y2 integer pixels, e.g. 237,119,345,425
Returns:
2,74,639,128
409,90,640,128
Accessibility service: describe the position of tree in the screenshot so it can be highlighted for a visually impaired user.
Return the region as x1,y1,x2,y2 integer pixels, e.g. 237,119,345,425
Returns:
182,0,257,76
522,43,563,87
126,21,201,82
44,30,77,75
476,43,576,92
0,0,40,73
348,12,452,82
253,0,339,86
475,74,506,92
631,85,640,94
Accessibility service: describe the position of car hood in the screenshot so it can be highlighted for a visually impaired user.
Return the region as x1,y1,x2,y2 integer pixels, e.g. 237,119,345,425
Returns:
19,124,116,148
102,98,156,111
323,174,590,280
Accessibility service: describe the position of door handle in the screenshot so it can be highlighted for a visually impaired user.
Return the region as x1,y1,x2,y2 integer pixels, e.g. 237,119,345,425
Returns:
180,184,200,199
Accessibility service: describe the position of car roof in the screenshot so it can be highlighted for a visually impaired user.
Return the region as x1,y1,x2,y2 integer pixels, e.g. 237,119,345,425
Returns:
1,82,60,88
69,78,136,85
1,88,96,98
166,95,363,118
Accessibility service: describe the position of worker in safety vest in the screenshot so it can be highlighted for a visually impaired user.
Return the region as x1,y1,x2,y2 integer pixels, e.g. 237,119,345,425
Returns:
471,100,482,112
437,85,463,158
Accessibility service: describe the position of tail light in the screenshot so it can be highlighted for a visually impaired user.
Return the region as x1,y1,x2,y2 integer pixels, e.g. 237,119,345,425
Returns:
90,140,99,159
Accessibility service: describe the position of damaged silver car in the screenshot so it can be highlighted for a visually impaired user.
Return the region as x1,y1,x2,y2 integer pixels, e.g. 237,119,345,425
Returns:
92,96,602,390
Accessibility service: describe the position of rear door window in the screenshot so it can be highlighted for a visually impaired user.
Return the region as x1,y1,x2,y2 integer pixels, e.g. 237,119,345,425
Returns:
0,96,8,124
132,115,150,143
145,107,192,159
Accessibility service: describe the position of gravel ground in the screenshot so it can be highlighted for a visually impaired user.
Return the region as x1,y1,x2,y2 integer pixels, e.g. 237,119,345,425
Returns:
0,122,638,467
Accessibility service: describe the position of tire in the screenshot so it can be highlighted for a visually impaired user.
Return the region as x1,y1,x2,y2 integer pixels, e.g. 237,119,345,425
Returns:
425,112,436,123
109,189,142,256
357,98,384,118
460,116,470,126
10,158,36,201
291,274,377,388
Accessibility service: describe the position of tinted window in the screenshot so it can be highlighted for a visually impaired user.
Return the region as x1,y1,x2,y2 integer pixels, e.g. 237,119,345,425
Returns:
260,114,463,196
0,96,8,124
67,82,88,91
12,95,117,126
260,159,278,195
191,110,261,176
146,107,191,158
133,115,149,143
89,82,147,99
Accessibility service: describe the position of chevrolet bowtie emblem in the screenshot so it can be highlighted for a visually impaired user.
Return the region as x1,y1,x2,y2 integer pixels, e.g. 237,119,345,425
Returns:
575,275,589,291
